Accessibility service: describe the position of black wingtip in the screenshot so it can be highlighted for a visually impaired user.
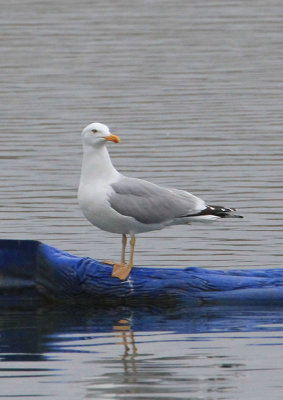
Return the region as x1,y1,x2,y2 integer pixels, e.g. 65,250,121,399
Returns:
187,205,243,219
231,214,244,219
208,205,244,219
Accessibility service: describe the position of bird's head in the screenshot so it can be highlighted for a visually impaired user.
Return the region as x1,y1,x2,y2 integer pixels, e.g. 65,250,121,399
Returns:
81,122,120,146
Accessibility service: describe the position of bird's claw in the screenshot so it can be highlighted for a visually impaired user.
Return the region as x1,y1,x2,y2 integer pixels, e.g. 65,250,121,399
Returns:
112,263,132,281
102,260,115,265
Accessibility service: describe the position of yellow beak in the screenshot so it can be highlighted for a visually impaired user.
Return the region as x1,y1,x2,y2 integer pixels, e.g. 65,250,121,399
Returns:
104,134,120,143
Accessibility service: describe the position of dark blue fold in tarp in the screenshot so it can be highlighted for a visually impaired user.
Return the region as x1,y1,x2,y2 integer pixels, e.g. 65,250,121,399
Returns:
0,239,283,306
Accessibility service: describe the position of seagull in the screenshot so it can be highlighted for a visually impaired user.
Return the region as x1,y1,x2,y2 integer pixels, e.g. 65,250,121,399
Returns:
78,122,243,281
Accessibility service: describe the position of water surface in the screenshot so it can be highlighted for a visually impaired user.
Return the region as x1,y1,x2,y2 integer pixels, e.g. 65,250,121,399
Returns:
0,0,282,398
1,303,283,399
1,0,282,269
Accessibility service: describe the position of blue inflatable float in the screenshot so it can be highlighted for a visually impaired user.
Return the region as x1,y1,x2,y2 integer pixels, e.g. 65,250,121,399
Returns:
0,239,283,306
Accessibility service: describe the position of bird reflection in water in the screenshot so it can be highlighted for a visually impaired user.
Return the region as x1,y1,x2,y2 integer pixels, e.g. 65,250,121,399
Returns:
112,318,138,385
113,318,137,359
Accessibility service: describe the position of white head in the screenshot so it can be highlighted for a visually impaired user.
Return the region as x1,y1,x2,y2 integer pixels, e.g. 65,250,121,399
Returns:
81,122,120,147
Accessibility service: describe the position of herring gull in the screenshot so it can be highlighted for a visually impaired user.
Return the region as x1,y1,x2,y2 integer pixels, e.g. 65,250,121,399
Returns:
78,122,243,280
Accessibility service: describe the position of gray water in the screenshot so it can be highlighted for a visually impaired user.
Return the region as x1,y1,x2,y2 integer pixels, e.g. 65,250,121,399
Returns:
0,0,282,398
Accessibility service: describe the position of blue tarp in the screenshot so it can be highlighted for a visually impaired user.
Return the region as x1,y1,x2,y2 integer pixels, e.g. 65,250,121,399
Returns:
0,239,283,306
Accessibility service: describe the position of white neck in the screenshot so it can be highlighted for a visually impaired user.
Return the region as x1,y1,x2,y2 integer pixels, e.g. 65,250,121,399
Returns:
80,143,120,185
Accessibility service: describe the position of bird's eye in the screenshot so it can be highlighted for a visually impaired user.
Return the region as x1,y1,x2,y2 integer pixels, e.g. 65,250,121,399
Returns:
92,129,98,133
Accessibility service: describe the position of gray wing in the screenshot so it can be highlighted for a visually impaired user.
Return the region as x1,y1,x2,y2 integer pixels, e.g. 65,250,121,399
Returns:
109,176,206,224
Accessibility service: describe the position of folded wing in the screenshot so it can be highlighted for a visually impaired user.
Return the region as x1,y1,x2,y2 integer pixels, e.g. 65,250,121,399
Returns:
109,176,206,224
